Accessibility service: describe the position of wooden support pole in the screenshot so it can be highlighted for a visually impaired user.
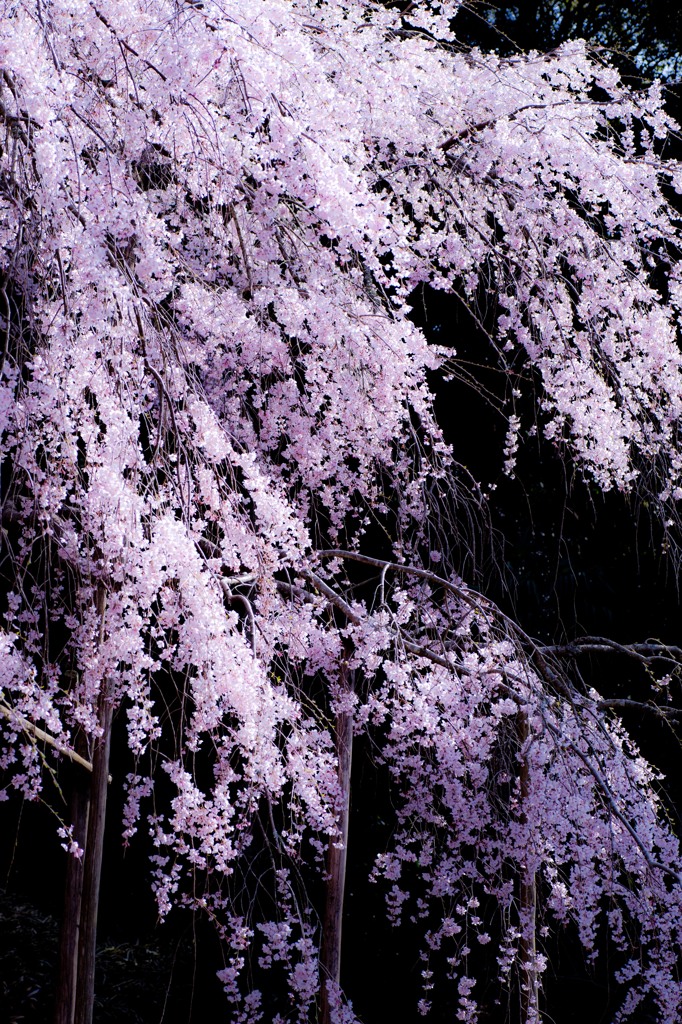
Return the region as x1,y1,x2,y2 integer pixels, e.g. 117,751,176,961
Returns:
319,657,354,1024
518,712,540,1024
53,586,112,1024
74,679,113,1024
54,742,90,1024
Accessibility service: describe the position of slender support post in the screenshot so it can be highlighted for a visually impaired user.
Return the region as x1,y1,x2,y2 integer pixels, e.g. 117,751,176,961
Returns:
319,657,354,1024
74,674,113,1024
54,586,111,1024
518,712,540,1024
54,749,90,1024
519,869,539,1023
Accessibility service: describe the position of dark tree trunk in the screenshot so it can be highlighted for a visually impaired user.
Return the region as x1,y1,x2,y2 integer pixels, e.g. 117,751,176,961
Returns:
319,658,354,1024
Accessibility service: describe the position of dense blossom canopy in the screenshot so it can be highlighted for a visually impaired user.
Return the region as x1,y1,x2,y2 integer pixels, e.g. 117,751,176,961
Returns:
1,1,682,1020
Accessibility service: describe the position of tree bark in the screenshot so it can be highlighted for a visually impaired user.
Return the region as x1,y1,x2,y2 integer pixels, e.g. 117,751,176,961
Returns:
319,657,354,1024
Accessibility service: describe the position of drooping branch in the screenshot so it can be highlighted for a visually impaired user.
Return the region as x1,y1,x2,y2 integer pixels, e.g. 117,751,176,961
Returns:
545,637,682,664
307,548,682,885
313,549,682,700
